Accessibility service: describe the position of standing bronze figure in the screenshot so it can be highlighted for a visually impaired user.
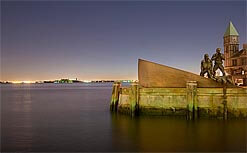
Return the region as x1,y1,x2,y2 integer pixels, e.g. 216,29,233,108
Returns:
211,48,225,77
200,54,213,78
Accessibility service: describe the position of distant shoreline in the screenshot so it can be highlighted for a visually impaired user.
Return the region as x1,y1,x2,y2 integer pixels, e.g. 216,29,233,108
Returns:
0,80,135,84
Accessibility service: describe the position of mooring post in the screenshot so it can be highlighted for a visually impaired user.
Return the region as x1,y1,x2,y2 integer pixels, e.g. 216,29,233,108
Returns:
223,85,227,120
110,81,121,112
129,82,139,116
186,81,198,120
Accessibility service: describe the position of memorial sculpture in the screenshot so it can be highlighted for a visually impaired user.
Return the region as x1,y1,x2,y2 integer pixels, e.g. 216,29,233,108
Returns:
110,57,247,119
200,48,233,85
211,48,226,77
200,54,213,78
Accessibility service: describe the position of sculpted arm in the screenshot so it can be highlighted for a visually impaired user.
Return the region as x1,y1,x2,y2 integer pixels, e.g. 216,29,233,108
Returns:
211,54,216,61
200,60,204,76
201,61,203,69
221,54,225,60
201,60,204,71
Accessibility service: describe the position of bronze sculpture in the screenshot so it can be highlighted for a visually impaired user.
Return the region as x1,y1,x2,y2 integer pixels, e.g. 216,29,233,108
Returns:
199,48,234,85
200,54,213,78
211,48,225,77
214,75,234,85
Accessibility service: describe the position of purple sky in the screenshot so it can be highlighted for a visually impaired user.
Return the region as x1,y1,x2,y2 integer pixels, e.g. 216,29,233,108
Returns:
1,0,246,81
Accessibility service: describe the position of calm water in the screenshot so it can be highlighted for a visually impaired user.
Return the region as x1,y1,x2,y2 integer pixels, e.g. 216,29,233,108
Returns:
1,83,246,152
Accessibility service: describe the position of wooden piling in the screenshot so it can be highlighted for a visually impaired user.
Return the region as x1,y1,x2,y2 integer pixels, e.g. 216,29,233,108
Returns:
223,85,227,120
129,82,139,116
186,81,198,120
110,81,121,112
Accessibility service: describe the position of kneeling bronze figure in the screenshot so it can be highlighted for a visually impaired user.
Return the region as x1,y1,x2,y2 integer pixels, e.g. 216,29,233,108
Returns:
200,54,213,78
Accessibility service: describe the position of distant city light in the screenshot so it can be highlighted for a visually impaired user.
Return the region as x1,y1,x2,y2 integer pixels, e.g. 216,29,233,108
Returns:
11,81,35,84
83,80,92,83
1,79,139,84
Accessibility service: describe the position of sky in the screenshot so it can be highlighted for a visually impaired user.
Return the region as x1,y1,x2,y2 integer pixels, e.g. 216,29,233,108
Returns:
1,0,246,81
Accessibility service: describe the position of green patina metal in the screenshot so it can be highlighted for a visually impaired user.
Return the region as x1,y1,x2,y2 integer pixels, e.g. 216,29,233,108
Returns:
224,21,239,36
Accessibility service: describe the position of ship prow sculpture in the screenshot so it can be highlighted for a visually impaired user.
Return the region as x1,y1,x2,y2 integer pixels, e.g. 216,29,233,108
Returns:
138,59,236,88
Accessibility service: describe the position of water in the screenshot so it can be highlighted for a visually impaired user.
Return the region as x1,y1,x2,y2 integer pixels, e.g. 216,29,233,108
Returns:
1,83,246,152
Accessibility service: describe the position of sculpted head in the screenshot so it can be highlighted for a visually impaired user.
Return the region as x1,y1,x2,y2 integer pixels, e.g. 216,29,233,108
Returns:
204,54,209,60
216,48,221,54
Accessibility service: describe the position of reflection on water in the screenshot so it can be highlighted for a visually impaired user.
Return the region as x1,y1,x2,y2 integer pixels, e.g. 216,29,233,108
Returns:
2,84,33,151
1,83,246,152
111,114,246,152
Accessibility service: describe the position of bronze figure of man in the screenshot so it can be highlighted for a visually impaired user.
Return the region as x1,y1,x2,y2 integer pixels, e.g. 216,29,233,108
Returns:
200,54,213,78
211,48,225,77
